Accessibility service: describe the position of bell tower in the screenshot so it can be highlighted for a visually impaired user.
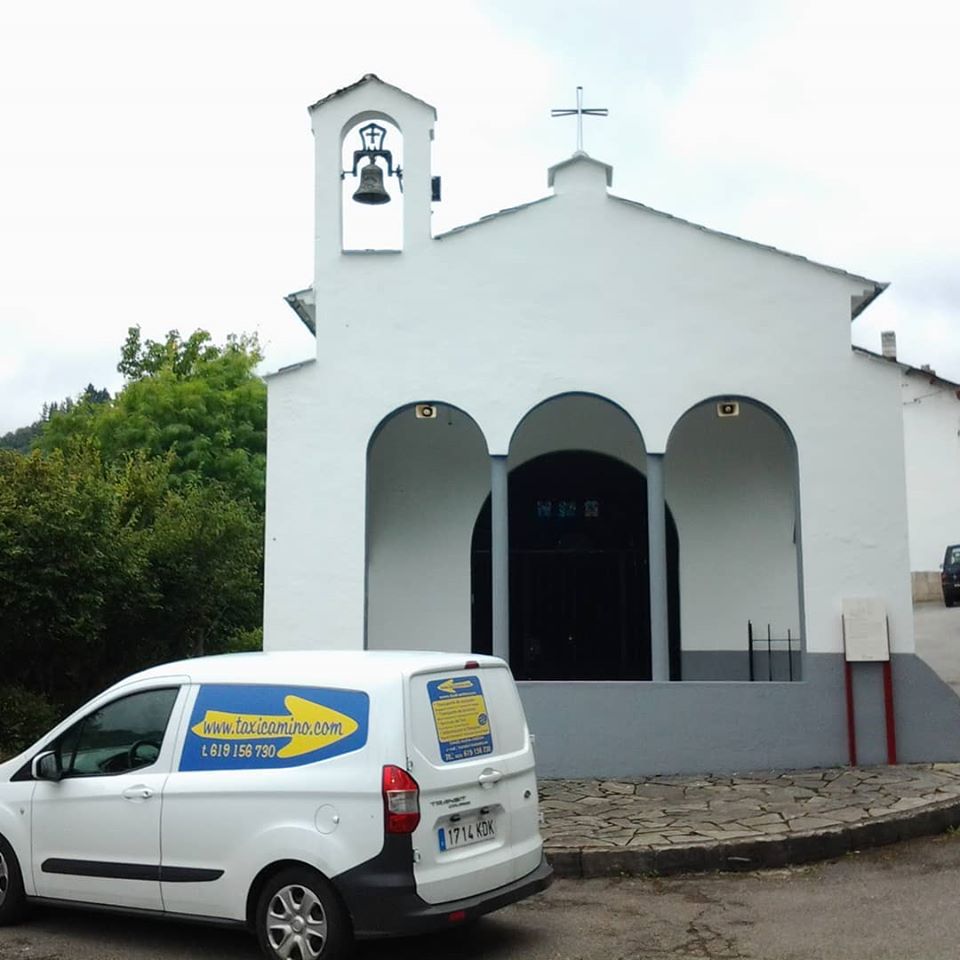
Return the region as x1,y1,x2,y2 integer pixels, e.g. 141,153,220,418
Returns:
309,74,437,260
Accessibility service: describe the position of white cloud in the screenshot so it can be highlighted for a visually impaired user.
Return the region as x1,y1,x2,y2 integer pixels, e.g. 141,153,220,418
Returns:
1,0,959,432
0,0,558,431
646,0,960,374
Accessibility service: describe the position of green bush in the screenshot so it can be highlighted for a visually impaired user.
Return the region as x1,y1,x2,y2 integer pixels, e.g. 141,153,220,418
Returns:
218,627,263,655
0,448,263,711
0,685,60,761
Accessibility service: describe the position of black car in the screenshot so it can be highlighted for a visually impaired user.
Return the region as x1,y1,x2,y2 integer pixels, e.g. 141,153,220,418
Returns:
942,545,960,607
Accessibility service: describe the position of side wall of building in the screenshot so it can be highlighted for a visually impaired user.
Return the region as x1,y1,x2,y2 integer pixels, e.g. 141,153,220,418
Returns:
902,371,960,599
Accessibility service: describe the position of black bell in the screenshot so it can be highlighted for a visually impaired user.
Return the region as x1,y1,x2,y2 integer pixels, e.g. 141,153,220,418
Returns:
352,162,390,205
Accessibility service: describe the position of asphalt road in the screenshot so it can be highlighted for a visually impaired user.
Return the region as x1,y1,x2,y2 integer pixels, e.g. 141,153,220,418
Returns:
4,833,960,960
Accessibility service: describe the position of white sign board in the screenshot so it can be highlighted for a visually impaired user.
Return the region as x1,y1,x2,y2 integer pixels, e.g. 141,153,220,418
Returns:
842,598,890,662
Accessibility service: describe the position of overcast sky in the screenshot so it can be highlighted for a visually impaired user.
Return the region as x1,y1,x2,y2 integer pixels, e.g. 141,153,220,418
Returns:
1,0,958,434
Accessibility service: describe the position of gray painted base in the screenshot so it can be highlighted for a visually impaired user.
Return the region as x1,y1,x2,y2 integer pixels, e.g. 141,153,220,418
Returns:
519,653,960,778
682,649,803,681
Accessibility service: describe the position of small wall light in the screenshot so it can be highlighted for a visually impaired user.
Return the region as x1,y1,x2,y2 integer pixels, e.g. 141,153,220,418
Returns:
717,401,740,418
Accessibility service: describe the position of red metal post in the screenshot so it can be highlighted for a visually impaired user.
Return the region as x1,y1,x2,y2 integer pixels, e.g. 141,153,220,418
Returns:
844,661,857,766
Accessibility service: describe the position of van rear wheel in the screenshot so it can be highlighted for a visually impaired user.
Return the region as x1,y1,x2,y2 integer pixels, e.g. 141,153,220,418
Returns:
256,866,351,960
0,836,26,926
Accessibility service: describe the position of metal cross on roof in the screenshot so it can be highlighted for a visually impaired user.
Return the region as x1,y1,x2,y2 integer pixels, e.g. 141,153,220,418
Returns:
551,86,608,153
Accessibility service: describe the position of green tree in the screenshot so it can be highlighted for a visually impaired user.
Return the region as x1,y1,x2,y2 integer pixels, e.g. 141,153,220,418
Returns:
40,327,266,507
0,445,263,713
0,685,60,760
0,385,110,454
0,446,144,707
135,480,264,661
0,422,42,454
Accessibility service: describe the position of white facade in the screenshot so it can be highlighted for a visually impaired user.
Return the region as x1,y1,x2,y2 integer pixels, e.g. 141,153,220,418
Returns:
265,75,911,656
261,76,960,776
854,348,960,599
902,368,960,573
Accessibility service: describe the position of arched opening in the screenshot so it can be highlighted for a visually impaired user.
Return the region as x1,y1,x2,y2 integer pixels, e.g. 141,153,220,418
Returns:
665,397,802,680
340,115,403,251
471,451,680,680
366,402,488,652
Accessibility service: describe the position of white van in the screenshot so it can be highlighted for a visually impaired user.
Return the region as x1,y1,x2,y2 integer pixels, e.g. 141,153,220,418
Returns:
0,651,552,959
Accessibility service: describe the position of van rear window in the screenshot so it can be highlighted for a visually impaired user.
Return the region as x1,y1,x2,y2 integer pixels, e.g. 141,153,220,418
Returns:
947,547,960,568
409,667,526,765
427,676,494,763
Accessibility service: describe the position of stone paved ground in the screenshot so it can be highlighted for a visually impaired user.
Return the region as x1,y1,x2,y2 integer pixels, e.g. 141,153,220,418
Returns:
539,763,960,876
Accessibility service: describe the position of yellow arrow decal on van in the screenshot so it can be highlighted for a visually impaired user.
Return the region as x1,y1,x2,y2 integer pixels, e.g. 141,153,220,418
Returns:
190,695,359,759
436,679,475,695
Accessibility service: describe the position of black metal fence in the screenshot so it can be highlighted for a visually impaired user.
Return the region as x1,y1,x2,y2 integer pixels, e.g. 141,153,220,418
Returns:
748,621,801,681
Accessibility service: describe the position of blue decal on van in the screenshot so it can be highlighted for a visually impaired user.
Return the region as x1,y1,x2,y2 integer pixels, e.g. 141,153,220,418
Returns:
427,676,493,763
179,684,369,771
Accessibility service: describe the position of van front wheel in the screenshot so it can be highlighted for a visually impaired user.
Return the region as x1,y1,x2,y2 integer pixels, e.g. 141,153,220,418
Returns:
0,835,26,926
256,866,351,960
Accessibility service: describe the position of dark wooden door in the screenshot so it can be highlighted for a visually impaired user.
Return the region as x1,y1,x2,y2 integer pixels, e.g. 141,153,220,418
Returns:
471,451,679,680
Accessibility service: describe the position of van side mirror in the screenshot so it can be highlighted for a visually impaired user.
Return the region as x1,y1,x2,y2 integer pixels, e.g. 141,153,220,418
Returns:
32,751,62,782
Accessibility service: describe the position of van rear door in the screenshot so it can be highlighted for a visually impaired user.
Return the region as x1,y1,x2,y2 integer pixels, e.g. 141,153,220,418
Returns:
404,660,543,904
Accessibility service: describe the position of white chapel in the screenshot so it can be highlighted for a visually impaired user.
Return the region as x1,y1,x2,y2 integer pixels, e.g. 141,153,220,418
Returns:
263,75,960,777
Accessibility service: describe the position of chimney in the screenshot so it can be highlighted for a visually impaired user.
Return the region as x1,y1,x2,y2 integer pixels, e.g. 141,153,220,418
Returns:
881,330,897,360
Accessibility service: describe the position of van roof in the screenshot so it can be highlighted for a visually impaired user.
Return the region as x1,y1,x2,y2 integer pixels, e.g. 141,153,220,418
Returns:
114,650,504,691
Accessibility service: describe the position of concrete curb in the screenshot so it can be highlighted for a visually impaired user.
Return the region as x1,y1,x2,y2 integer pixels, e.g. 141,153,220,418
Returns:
544,794,960,878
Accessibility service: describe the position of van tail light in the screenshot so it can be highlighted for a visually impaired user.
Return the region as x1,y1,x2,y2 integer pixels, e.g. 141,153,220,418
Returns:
382,765,420,834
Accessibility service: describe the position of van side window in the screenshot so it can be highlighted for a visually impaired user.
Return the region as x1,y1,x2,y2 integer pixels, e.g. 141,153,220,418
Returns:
51,687,179,778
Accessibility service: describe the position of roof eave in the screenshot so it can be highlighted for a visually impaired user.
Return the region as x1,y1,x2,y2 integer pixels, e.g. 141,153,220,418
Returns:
284,289,316,337
308,73,437,119
851,282,889,320
434,195,555,240
853,345,960,390
263,357,317,381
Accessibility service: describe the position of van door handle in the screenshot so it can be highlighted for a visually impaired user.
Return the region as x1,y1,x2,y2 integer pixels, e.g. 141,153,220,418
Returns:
477,769,503,788
122,785,154,801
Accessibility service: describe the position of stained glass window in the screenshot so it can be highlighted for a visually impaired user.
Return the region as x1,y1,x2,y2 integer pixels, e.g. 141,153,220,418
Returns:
536,500,552,518
584,499,600,518
558,500,577,518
